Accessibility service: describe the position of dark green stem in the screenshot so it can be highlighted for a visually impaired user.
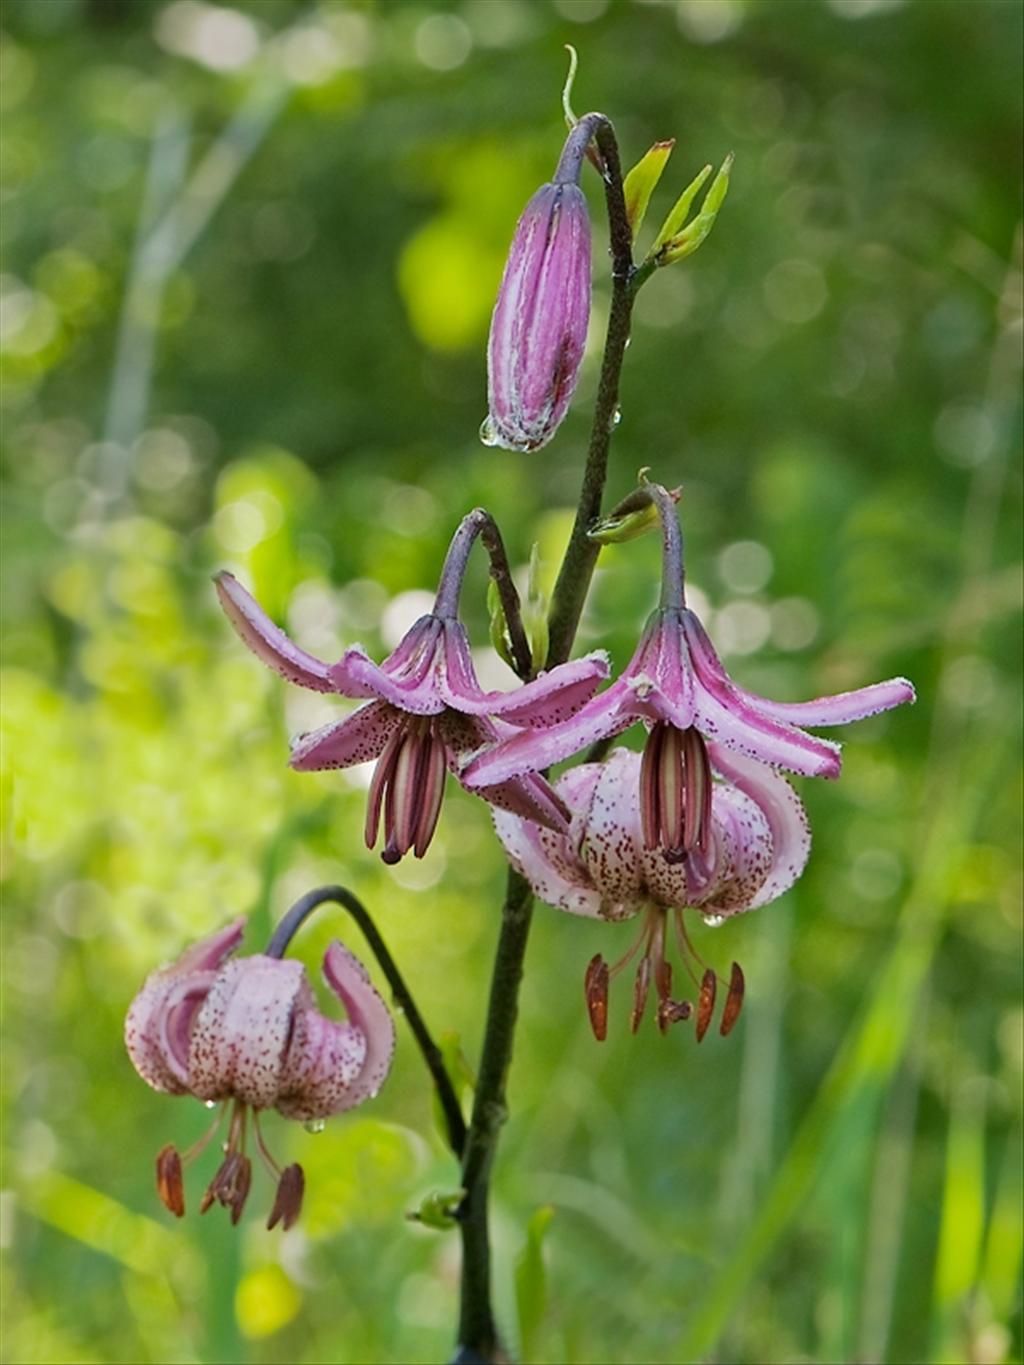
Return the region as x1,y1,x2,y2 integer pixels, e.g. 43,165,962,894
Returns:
267,886,467,1160
455,115,634,1364
455,869,534,1359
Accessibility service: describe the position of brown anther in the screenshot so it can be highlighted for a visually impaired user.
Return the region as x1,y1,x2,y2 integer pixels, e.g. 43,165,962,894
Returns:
267,1163,305,1231
630,956,652,1034
719,961,745,1037
584,954,609,1042
200,1151,253,1224
695,967,717,1043
657,998,693,1033
155,1144,185,1218
654,956,672,1006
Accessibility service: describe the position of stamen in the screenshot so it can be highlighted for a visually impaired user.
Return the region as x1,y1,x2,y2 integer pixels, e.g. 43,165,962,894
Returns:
267,1164,305,1231
584,954,609,1042
155,1144,185,1217
365,726,404,852
695,968,717,1043
252,1109,282,1179
180,1102,228,1165
630,956,652,1034
681,728,712,855
719,961,745,1036
656,998,692,1033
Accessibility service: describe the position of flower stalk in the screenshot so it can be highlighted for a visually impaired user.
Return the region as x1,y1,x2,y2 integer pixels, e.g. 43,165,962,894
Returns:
456,112,635,1363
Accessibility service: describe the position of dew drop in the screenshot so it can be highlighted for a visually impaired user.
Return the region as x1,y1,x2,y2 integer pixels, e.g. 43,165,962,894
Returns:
610,406,622,430
303,1118,326,1135
702,914,726,928
204,1100,217,1110
479,415,501,447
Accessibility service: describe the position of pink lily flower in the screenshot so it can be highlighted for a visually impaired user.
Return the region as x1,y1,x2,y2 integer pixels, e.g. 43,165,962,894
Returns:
465,482,914,861
481,116,597,453
494,745,810,1040
216,509,608,864
125,916,395,1228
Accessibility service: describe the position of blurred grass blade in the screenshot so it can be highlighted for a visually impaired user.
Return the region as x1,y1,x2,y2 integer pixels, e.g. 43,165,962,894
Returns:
931,1080,988,1362
515,1204,554,1362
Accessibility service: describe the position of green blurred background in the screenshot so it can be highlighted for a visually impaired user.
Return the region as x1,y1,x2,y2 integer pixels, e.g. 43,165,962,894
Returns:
2,0,1021,1362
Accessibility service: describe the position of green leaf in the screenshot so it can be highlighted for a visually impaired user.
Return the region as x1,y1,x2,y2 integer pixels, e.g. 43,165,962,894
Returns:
406,1189,465,1231
515,1204,555,1362
622,139,675,242
486,577,514,670
648,162,712,259
523,544,549,673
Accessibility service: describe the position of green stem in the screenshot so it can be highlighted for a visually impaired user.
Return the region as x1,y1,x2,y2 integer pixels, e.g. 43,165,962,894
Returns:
455,116,635,1364
267,886,467,1160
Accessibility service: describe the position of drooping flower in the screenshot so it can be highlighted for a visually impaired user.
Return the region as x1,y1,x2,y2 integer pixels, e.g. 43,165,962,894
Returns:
481,116,598,453
125,917,395,1228
494,745,809,1039
465,481,915,860
217,509,608,864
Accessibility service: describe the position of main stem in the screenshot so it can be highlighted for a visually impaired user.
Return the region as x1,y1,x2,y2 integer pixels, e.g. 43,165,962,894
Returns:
455,116,636,1363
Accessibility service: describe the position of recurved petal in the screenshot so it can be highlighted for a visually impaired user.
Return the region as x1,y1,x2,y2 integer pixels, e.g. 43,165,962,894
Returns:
125,918,245,1095
215,573,335,693
435,619,608,725
577,750,648,917
461,687,630,788
732,676,917,727
708,746,811,908
328,618,445,713
289,701,402,771
698,786,775,913
683,611,842,777
475,770,571,834
188,957,311,1108
313,943,396,1113
275,1007,367,1122
493,806,604,919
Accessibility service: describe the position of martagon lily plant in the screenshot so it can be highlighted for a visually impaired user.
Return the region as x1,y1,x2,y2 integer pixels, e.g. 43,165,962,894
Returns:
124,51,915,1365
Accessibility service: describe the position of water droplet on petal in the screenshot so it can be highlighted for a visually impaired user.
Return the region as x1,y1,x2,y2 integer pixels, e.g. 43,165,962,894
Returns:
479,415,501,447
303,1118,326,1135
702,914,726,928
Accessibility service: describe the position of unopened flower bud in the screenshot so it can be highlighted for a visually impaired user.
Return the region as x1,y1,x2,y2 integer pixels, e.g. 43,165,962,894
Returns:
482,119,596,453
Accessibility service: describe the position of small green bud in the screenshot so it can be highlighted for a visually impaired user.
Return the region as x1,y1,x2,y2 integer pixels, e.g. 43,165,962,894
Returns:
648,153,732,269
623,139,675,243
407,1189,465,1231
589,481,681,545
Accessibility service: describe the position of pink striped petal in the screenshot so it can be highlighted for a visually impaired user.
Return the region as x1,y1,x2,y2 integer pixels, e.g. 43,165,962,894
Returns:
734,676,916,727
493,805,604,919
708,746,811,909
215,573,334,693
462,687,631,788
312,942,396,1113
276,1006,367,1122
188,957,311,1109
289,701,402,771
124,918,245,1095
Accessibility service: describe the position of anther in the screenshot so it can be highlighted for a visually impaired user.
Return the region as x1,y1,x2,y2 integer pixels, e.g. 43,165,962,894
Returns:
155,1144,185,1217
719,961,745,1037
584,954,609,1042
695,967,717,1043
267,1163,305,1231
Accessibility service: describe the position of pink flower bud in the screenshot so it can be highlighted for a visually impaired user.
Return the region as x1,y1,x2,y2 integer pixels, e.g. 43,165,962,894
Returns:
482,125,594,453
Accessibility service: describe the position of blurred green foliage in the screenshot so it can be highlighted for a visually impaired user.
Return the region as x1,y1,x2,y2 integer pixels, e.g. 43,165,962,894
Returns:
2,1,1021,1362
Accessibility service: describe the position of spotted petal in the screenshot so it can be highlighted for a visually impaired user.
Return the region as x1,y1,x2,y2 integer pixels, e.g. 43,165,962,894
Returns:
215,573,334,693
124,917,245,1095
188,957,311,1109
289,700,402,771
708,746,811,909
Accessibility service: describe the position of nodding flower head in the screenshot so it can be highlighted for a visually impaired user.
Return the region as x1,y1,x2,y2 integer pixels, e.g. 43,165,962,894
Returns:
482,118,599,453
125,917,395,1228
494,745,810,1040
464,481,915,855
216,509,608,864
